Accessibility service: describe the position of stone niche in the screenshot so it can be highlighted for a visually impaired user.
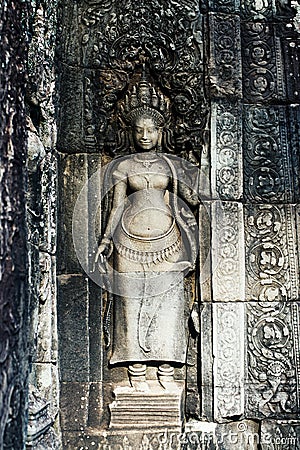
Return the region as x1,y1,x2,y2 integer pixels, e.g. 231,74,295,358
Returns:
51,0,300,449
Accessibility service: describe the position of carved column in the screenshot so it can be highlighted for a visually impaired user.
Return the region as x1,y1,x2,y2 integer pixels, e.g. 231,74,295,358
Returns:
241,1,300,447
25,1,61,447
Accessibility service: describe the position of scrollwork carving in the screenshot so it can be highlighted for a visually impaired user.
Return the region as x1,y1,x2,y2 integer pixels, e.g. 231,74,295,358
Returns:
209,0,240,13
245,204,300,418
245,204,298,301
214,303,245,419
242,23,285,102
243,105,294,203
57,0,208,157
212,201,245,302
209,14,242,98
241,0,273,20
246,301,298,418
212,100,242,199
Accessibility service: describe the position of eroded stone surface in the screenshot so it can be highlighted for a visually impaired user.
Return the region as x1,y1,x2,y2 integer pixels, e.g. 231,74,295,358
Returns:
18,1,300,449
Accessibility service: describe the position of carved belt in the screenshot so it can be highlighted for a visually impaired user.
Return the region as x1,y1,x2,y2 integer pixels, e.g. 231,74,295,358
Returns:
115,223,181,264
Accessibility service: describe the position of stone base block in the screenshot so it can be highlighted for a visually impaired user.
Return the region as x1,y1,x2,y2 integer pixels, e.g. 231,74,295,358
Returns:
63,428,183,450
109,381,185,429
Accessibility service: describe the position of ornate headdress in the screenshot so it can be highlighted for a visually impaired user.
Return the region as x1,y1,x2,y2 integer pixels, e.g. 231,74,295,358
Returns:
122,71,169,127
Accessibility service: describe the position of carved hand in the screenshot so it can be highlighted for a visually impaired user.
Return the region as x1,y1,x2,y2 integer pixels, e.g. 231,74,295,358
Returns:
94,239,113,272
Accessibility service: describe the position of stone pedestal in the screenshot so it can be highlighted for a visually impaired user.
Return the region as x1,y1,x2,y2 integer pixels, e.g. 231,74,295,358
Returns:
109,381,185,429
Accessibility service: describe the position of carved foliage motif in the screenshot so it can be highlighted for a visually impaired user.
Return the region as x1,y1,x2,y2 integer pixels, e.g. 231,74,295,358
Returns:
212,100,242,199
246,301,298,418
57,0,207,157
79,0,203,72
242,23,285,102
243,105,294,203
241,0,274,20
213,303,245,420
212,202,245,302
241,0,296,21
39,153,57,253
209,13,242,98
245,205,300,418
288,106,300,203
209,0,240,13
245,204,298,302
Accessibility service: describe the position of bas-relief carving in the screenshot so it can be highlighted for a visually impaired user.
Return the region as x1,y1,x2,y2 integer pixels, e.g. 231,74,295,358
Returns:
26,385,60,449
213,303,245,420
245,204,298,303
26,126,60,445
211,100,243,200
242,22,285,102
246,301,299,419
209,13,242,98
241,0,274,20
95,73,200,393
241,0,295,20
55,0,300,447
57,0,208,156
243,105,296,203
26,1,61,445
245,204,300,418
211,201,245,303
209,0,240,13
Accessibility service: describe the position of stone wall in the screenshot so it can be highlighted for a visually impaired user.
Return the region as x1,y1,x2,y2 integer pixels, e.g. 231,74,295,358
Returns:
25,0,61,448
54,1,300,449
0,1,30,448
1,1,300,449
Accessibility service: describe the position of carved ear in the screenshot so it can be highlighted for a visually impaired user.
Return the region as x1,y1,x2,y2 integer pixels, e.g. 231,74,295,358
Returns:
157,127,163,151
127,126,135,152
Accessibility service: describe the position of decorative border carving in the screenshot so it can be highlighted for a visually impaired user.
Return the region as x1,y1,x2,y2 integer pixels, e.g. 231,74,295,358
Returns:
209,0,240,13
209,13,242,98
242,23,285,102
211,100,243,200
245,205,300,418
213,302,245,420
243,105,294,203
241,0,274,21
245,204,298,302
246,301,299,419
212,201,245,302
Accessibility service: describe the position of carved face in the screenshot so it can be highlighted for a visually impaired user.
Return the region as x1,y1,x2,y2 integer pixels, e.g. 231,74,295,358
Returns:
132,116,160,151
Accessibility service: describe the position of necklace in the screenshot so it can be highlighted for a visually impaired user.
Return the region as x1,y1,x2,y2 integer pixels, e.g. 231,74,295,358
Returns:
133,153,160,168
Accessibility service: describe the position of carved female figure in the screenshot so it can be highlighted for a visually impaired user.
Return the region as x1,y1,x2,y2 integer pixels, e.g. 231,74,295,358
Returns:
96,75,198,388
